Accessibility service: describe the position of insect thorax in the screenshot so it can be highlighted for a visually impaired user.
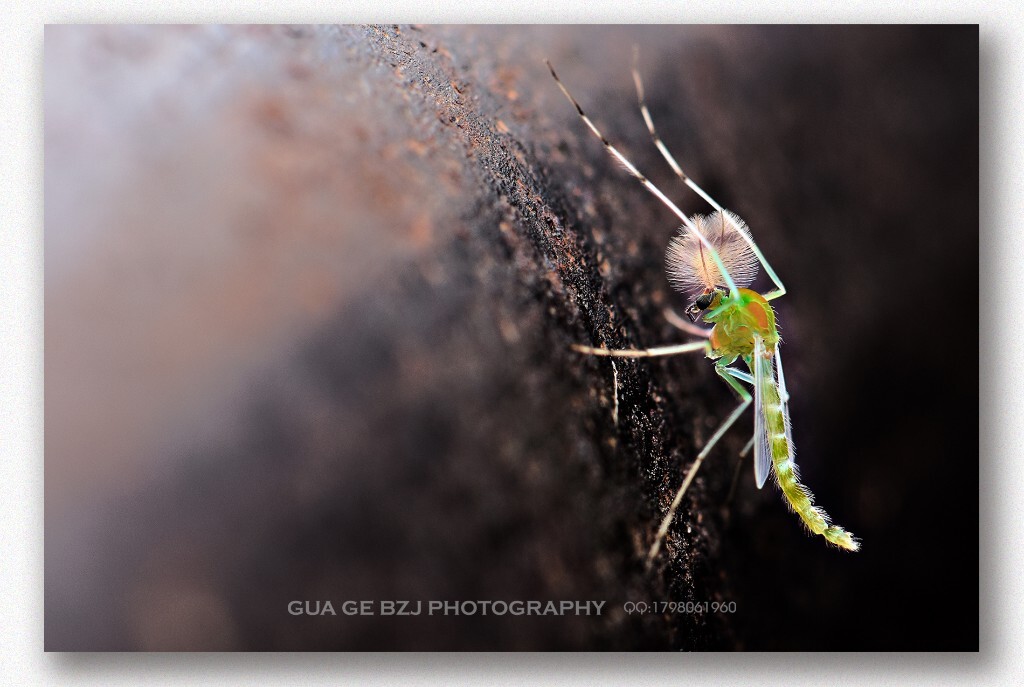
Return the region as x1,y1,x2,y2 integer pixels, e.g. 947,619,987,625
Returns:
705,288,779,361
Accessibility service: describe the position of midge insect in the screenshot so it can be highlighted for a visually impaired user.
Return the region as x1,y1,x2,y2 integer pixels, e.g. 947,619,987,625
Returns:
546,53,860,563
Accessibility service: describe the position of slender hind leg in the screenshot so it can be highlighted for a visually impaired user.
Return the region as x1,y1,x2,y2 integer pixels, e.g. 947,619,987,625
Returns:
574,340,708,429
647,364,752,564
724,436,756,509
572,340,708,358
630,48,787,301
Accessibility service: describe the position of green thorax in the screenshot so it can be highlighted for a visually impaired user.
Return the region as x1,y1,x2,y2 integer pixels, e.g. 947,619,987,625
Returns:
704,288,779,362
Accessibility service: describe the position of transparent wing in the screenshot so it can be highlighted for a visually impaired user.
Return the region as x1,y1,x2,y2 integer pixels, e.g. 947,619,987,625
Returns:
752,336,773,489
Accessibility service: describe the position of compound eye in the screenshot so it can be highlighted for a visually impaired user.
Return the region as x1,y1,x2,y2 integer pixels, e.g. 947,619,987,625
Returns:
695,293,714,310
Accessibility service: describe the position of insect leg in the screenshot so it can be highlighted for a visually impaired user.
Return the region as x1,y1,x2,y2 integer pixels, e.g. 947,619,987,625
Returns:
724,450,749,511
726,403,758,508
647,364,752,564
545,59,741,299
572,340,708,358
717,366,755,507
630,49,787,301
728,410,758,507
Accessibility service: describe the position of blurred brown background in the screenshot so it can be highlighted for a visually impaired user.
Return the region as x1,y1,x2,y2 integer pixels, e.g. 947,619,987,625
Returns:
45,25,978,650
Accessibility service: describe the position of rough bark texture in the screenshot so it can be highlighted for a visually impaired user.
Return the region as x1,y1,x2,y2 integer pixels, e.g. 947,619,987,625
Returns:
45,25,978,651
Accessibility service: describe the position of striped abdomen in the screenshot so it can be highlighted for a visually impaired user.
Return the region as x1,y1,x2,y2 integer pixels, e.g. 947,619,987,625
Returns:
752,340,860,551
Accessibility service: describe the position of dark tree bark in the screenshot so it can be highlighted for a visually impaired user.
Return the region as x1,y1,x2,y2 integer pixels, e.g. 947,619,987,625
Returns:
45,25,979,651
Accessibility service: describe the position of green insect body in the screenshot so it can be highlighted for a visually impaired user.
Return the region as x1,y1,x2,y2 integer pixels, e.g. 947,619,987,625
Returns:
700,287,859,551
703,288,778,363
547,56,860,560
